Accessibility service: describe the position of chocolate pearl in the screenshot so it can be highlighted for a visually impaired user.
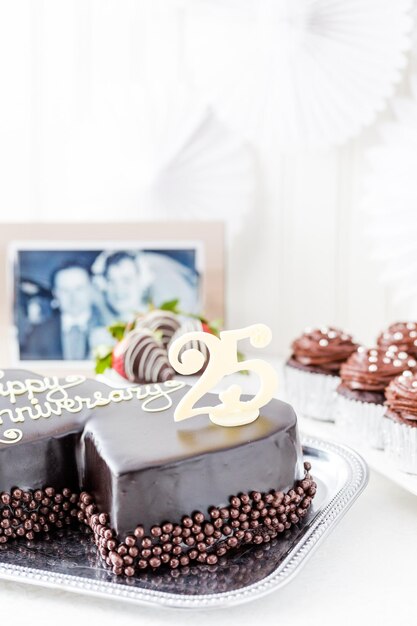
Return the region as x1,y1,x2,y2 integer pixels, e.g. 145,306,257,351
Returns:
227,536,238,548
1,493,10,505
16,528,25,537
235,530,245,540
152,546,162,556
107,539,117,551
185,537,195,547
252,491,262,502
138,559,147,569
220,508,229,519
160,533,170,543
117,544,128,556
129,546,139,557
172,545,182,556
180,555,190,567
213,530,222,539
181,527,191,538
222,525,232,536
173,536,182,545
197,553,207,563
103,529,113,540
162,522,174,534
193,512,204,524
304,461,312,471
251,510,260,520
213,518,223,529
244,531,253,542
162,542,173,553
242,504,251,514
230,509,239,519
195,532,204,543
206,537,215,546
209,507,220,519
134,525,144,539
188,549,198,560
98,512,108,525
142,537,152,549
230,496,241,508
290,513,299,524
26,531,34,540
161,553,170,564
182,516,193,528
231,520,240,529
253,535,263,544
197,542,207,552
172,525,182,537
169,558,179,569
216,546,227,556
124,566,135,577
191,524,201,535
141,549,151,558
204,523,214,536
12,488,22,500
240,493,250,504
250,520,259,529
149,557,161,569
123,555,134,566
151,525,162,537
207,554,218,565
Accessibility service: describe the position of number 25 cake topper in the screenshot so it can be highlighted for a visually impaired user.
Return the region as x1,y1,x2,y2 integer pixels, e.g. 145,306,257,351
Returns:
168,324,278,427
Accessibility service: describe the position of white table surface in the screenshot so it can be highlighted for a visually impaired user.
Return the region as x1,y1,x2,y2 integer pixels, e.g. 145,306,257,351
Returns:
1,362,417,625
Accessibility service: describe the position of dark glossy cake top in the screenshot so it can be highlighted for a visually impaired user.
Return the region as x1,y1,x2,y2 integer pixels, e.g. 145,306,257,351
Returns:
339,346,417,392
290,327,358,374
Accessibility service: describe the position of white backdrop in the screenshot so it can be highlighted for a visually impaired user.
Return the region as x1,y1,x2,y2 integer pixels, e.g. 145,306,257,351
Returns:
0,0,415,355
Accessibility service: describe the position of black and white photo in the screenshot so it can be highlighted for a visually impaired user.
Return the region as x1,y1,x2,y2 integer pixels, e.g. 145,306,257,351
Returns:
13,244,202,362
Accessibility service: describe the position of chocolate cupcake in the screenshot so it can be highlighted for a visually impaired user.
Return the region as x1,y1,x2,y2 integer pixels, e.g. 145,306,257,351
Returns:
377,322,417,358
336,346,417,449
383,371,417,474
284,327,358,421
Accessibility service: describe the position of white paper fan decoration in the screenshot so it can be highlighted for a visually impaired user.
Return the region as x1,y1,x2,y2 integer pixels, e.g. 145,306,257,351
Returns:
362,75,417,312
48,82,256,232
183,0,413,148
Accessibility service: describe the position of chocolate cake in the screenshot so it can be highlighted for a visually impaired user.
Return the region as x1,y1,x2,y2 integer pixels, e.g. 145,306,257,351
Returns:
0,369,315,575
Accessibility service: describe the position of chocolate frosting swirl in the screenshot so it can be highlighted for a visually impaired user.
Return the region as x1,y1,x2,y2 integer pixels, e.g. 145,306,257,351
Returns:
385,372,417,422
340,346,417,392
290,327,358,374
377,322,417,357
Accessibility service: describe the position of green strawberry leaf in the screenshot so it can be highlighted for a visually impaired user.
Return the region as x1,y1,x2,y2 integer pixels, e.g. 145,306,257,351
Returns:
94,351,113,374
159,298,181,313
108,321,127,341
237,350,249,375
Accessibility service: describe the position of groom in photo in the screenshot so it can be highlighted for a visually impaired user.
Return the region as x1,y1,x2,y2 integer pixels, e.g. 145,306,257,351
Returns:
23,262,103,360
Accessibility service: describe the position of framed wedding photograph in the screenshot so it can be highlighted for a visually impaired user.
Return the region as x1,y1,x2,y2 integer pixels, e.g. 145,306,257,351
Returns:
0,222,224,369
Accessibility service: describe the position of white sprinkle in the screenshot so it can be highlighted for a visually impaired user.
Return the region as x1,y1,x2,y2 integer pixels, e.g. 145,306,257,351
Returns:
368,364,378,372
358,346,365,353
369,356,378,363
383,332,390,339
383,357,391,364
320,326,329,334
370,349,378,356
388,345,398,352
386,352,394,360
393,360,402,367
412,381,417,388
414,339,417,347
410,331,417,338
394,332,404,341
319,338,329,347
403,370,413,377
407,323,416,330
408,359,417,367
341,334,348,341
328,331,337,339
398,351,408,359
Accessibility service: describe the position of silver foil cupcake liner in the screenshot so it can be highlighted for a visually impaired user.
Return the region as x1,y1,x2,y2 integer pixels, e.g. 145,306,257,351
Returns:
335,393,385,450
382,416,417,474
284,365,339,422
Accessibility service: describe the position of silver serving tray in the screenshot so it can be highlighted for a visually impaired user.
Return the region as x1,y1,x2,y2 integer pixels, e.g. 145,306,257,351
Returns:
0,437,368,609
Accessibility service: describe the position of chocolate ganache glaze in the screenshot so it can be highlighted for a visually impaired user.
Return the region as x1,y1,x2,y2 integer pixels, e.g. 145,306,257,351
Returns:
385,371,417,426
377,322,417,357
337,347,417,404
0,369,305,544
288,327,358,375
